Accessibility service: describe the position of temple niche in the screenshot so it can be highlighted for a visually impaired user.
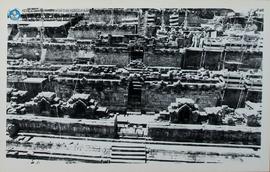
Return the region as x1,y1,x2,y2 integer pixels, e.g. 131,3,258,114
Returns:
32,92,63,117
168,98,201,124
65,93,109,119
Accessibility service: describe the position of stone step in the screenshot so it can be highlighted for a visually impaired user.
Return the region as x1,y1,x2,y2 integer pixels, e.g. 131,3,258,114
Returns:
111,152,146,156
119,136,152,140
112,145,145,149
111,155,145,160
110,144,146,163
110,159,145,163
111,148,146,152
132,84,142,88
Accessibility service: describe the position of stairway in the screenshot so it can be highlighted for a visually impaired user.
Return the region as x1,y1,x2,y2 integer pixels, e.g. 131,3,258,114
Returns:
132,81,142,91
110,145,147,163
127,80,143,112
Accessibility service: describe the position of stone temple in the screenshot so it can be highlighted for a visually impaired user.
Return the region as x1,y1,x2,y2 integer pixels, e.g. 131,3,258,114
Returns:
6,8,263,164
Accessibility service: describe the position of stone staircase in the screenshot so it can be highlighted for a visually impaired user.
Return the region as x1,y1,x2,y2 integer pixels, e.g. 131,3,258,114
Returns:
110,145,147,163
127,80,143,112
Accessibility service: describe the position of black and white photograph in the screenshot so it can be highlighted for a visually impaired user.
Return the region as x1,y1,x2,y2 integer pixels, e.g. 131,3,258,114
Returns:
1,1,269,171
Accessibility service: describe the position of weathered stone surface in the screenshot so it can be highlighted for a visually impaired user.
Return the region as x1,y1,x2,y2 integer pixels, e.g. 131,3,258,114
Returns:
148,124,261,145
142,89,221,111
7,115,117,138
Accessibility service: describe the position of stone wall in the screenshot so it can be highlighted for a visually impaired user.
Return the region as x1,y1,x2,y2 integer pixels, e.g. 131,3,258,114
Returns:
93,51,183,67
222,88,244,108
148,124,261,145
183,50,202,69
224,51,262,69
83,9,138,24
203,51,223,70
19,28,39,38
9,43,41,60
7,115,117,138
44,46,77,63
183,50,222,70
240,52,262,69
183,49,262,70
53,80,128,112
222,88,262,108
52,79,222,113
245,90,262,103
142,89,221,112
144,52,183,67
68,29,135,40
94,52,130,67
8,43,262,70
7,81,52,99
